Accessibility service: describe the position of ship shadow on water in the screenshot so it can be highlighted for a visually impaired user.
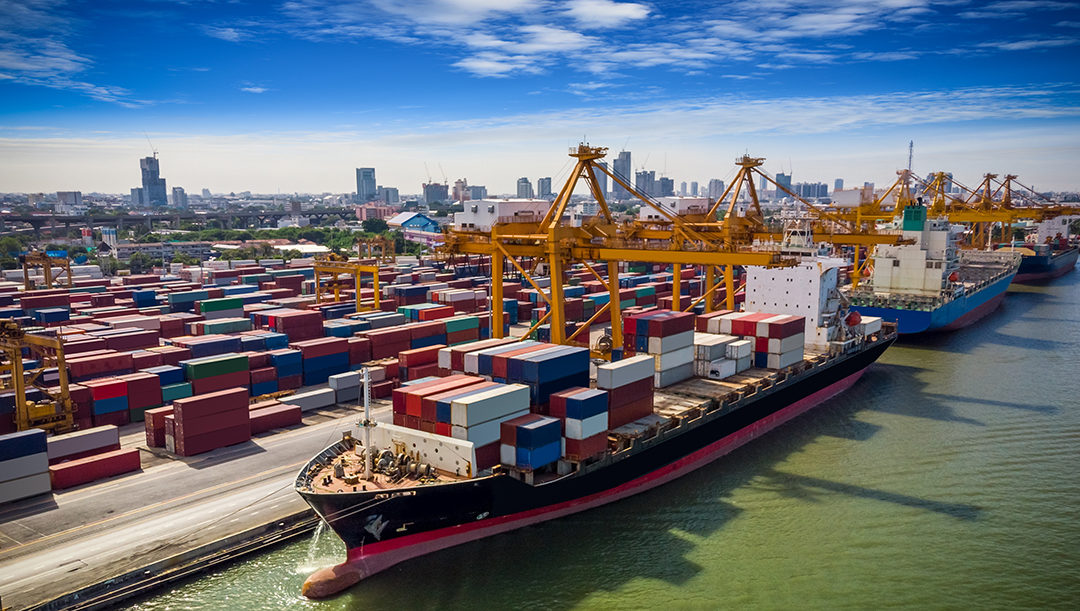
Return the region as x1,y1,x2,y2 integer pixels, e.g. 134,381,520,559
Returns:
859,363,986,426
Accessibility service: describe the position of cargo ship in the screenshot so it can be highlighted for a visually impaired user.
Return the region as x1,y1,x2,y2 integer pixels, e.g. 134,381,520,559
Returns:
295,259,896,598
845,204,1021,334
1004,240,1078,284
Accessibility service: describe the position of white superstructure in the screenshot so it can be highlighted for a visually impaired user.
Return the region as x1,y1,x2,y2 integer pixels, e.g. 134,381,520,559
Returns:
744,257,846,349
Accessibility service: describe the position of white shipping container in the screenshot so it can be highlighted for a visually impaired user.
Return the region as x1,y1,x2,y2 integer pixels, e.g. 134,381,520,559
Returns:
693,333,737,361
334,385,360,403
726,340,753,360
653,346,694,371
0,472,52,503
288,388,336,412
647,330,693,355
755,314,790,337
861,316,882,334
565,412,608,440
47,425,119,461
767,349,804,370
438,347,453,369
716,312,752,335
736,355,752,372
767,333,805,354
500,443,515,465
654,363,694,388
0,453,49,483
707,358,737,380
367,366,387,383
328,372,361,390
595,355,655,389
451,408,530,445
450,384,531,428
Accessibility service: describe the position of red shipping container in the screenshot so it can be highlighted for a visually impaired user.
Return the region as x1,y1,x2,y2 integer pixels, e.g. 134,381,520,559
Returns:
118,372,163,410
190,370,249,396
408,321,445,340
68,383,93,405
392,412,406,427
173,387,248,421
418,305,454,321
398,344,445,368
446,329,479,344
405,415,420,430
419,420,436,433
731,312,775,337
347,337,372,364
761,314,804,339
695,310,734,332
148,345,192,366
250,367,277,384
63,337,108,354
362,327,410,345
176,423,251,456
48,448,142,489
371,341,409,361
548,387,596,420
290,337,349,359
246,351,271,370
475,440,500,471
499,413,545,446
608,396,654,429
250,404,302,434
392,375,467,414
405,363,440,382
175,407,249,438
606,378,654,408
403,376,483,418
563,432,608,461
92,410,130,427
755,336,770,353
646,311,695,338
131,350,165,370
435,422,451,437
82,378,127,401
372,380,395,398
144,406,174,447
279,374,302,390
421,381,497,422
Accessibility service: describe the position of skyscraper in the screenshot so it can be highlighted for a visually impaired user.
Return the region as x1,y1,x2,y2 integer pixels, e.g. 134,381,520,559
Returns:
707,179,725,200
201,188,212,199
690,181,699,196
635,170,656,197
659,177,675,197
170,186,188,207
467,185,487,200
140,155,167,206
537,177,552,199
679,181,687,196
423,183,449,204
594,161,609,198
775,172,792,194
130,187,147,206
612,151,631,199
516,177,534,199
834,178,844,192
356,168,376,202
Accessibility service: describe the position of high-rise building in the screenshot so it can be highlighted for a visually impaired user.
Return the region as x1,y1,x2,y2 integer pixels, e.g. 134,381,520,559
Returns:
453,179,470,202
635,170,656,197
423,183,449,204
537,177,552,199
468,185,488,200
201,188,212,199
376,186,400,205
658,177,675,197
516,177,534,199
775,172,792,194
170,186,188,207
794,182,829,198
707,179,725,200
834,178,844,192
56,191,82,214
612,151,631,198
759,176,768,192
140,155,167,206
679,181,687,196
130,187,147,206
690,181,699,197
595,161,609,198
356,168,376,202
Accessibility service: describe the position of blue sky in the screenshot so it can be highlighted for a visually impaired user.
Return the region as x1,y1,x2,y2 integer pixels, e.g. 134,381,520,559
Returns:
1,0,1079,194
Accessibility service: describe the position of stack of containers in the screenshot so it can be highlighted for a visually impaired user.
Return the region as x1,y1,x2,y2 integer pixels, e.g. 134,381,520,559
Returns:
48,446,141,489
191,317,252,335
363,326,411,360
424,381,499,436
82,377,129,426
641,310,696,388
752,314,806,369
398,344,445,381
0,430,51,502
167,289,209,313
181,353,250,396
499,413,562,470
292,337,349,385
117,371,163,422
550,387,609,461
130,289,158,309
328,371,361,403
437,338,516,375
144,406,174,447
269,348,303,390
263,309,323,341
250,362,278,396
46,425,120,464
392,375,485,431
347,336,372,366
508,345,590,408
249,401,302,434
444,315,481,345
169,387,251,456
596,355,655,429
408,320,447,349
692,332,740,379
450,383,531,470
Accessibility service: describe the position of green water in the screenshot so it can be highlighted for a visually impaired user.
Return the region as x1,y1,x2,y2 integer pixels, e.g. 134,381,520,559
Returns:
133,274,1080,610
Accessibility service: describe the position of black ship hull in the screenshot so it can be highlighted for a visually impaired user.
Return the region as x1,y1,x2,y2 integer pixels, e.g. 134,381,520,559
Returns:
298,338,892,596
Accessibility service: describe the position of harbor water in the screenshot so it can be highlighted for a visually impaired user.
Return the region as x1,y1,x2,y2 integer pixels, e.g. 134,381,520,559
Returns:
132,272,1079,610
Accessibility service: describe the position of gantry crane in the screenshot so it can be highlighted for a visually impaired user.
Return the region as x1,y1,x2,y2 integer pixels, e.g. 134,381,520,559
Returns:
357,236,395,263
313,256,382,312
20,250,73,291
442,144,796,359
0,320,74,433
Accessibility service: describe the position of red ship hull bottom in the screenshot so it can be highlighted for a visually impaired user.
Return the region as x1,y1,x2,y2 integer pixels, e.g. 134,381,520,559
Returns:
302,367,869,599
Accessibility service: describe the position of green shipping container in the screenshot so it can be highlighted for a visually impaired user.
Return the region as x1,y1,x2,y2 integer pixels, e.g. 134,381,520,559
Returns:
197,297,244,313
162,382,194,402
444,315,480,333
183,353,249,380
635,286,656,297
201,318,252,334
620,299,636,309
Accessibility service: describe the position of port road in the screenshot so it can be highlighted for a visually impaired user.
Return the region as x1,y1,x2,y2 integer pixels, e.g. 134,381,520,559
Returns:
0,403,391,609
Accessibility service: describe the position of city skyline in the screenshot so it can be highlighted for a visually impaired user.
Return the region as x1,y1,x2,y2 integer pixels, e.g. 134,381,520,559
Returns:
1,1,1078,193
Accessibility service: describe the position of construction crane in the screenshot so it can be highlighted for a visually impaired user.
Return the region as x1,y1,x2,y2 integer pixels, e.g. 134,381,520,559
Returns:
0,320,74,434
20,250,73,291
442,144,796,359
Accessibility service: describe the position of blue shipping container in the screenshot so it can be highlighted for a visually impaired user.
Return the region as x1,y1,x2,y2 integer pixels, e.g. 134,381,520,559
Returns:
0,429,47,461
515,440,561,470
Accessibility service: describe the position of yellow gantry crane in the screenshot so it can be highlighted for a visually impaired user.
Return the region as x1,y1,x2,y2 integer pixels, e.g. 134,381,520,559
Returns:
0,320,75,433
357,236,395,263
442,144,796,359
313,257,382,312
20,251,73,291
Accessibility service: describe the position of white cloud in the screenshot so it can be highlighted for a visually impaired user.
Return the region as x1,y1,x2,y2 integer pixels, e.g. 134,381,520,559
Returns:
565,0,650,29
240,86,268,93
202,25,250,42
978,37,1078,50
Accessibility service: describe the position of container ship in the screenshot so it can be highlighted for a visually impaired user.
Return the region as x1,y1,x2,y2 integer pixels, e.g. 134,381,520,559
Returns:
844,204,1021,334
295,259,896,598
1004,238,1078,284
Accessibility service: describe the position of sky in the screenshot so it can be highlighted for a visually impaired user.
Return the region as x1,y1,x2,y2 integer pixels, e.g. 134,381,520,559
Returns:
0,0,1079,195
